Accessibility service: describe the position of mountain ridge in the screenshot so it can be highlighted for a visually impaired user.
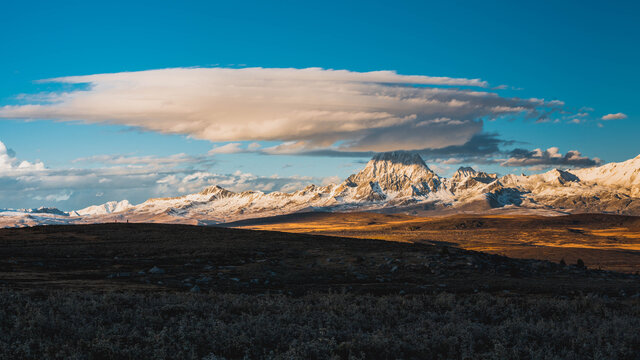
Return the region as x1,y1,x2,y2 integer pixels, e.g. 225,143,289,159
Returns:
3,151,640,227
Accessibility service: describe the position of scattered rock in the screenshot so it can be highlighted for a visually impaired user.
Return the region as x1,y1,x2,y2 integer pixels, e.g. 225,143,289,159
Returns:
107,272,131,279
149,266,165,274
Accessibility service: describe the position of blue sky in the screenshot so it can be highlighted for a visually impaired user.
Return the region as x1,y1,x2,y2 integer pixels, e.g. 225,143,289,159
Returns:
0,0,638,210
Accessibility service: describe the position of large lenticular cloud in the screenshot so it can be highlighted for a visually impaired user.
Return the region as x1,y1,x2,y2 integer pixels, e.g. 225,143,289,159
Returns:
0,67,561,152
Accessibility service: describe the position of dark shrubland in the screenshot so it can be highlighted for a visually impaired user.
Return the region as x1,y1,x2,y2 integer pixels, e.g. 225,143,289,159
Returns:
2,224,640,359
1,290,639,360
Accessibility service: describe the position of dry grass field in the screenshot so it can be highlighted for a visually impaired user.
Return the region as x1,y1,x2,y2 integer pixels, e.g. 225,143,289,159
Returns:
228,212,640,273
2,223,640,359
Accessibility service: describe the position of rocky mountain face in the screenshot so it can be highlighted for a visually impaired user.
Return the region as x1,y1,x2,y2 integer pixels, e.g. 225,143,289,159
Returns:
3,151,640,227
334,151,444,202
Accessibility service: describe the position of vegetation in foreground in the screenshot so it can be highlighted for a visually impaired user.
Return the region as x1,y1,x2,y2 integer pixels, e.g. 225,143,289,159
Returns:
2,223,640,359
2,290,640,360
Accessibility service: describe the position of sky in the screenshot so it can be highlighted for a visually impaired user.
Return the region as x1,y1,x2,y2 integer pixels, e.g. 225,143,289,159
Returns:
0,0,638,210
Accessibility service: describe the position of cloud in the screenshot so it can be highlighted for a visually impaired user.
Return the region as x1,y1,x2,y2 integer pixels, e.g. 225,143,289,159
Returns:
601,113,627,120
0,140,45,172
0,67,564,153
208,143,246,155
501,147,601,168
73,153,213,168
0,140,332,210
418,133,514,161
226,133,513,162
243,133,601,173
33,191,73,202
154,170,323,196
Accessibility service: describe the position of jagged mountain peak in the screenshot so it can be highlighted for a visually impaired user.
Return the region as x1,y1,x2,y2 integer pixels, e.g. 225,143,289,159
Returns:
544,169,580,184
453,166,478,178
371,151,428,167
199,185,233,196
361,151,435,178
338,151,442,200
451,167,498,185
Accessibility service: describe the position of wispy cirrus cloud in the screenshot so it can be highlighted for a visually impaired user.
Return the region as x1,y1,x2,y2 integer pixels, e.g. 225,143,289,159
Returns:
73,153,215,168
0,67,564,153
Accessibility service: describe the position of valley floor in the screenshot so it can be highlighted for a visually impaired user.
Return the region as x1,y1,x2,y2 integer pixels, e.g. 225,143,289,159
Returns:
229,212,640,273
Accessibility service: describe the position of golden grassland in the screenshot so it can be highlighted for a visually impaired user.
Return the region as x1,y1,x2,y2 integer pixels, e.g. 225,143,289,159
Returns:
232,212,640,273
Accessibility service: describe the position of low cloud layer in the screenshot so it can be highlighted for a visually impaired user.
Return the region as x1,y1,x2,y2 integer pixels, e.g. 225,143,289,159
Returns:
501,147,601,168
0,67,563,153
204,133,602,171
0,141,325,211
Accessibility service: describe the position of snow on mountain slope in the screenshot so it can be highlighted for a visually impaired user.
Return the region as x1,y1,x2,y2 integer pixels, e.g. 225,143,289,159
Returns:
4,151,640,228
571,155,640,196
113,151,640,223
71,200,133,216
118,152,640,220
0,208,75,228
335,151,444,202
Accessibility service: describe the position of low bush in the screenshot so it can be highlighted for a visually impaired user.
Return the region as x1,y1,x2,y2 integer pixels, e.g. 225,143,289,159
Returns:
1,290,639,359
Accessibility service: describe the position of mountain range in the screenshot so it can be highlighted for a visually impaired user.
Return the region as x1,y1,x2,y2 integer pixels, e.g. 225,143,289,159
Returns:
2,151,640,227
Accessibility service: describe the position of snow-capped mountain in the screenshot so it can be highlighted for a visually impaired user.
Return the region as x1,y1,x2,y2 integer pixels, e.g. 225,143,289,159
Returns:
571,155,640,196
70,200,133,216
0,207,75,228
83,150,640,222
336,151,445,202
3,151,640,227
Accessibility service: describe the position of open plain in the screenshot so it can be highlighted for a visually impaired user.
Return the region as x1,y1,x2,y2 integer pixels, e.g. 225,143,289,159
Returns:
228,212,640,273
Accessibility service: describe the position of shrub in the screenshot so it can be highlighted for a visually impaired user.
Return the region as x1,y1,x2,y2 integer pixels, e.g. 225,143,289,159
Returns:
1,290,639,359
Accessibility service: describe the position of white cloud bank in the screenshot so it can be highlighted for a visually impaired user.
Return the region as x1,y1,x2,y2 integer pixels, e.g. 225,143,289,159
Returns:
0,67,563,153
0,141,45,172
